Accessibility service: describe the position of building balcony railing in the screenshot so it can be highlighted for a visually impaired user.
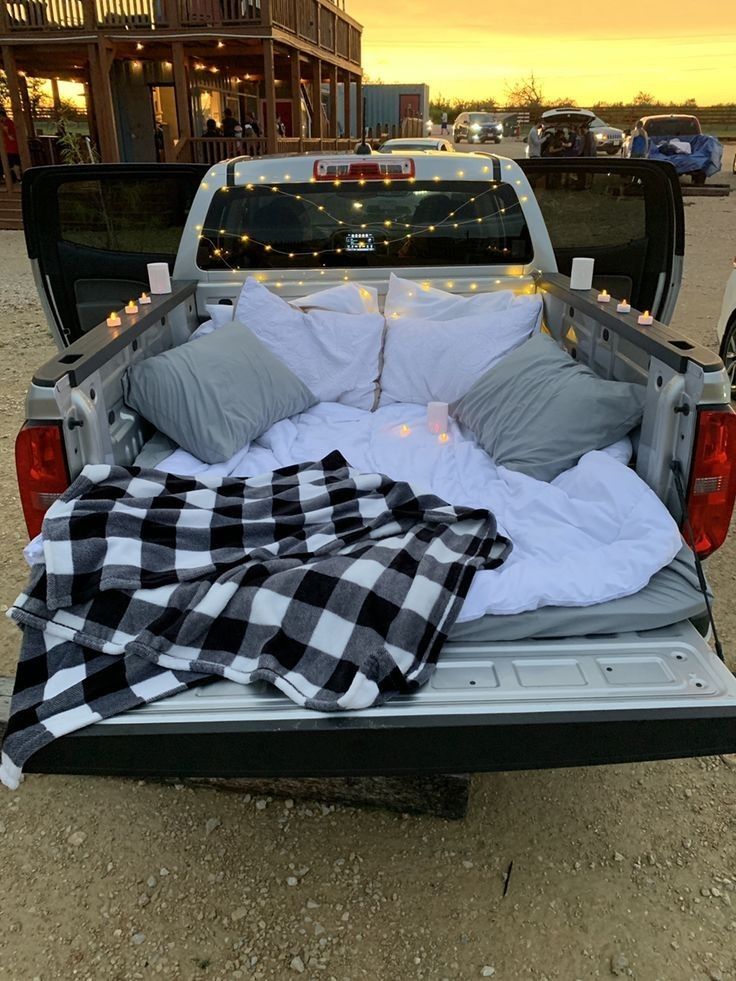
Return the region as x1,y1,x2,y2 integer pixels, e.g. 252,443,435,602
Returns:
0,0,360,61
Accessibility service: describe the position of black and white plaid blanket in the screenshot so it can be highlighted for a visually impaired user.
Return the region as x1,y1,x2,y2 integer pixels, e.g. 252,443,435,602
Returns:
1,451,509,788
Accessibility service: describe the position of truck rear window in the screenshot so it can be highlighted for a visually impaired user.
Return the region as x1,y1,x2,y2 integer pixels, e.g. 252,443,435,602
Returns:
645,117,700,137
197,181,533,270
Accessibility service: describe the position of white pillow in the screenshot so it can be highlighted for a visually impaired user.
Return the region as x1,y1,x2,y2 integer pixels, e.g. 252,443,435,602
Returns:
379,296,543,406
384,273,524,321
288,283,379,315
206,302,236,326
235,278,385,410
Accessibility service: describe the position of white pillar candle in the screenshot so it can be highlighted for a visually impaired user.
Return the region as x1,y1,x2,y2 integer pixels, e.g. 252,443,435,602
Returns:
570,257,595,290
124,300,138,315
427,401,448,434
616,300,631,314
139,292,152,305
637,310,654,326
106,312,121,327
147,262,172,295
596,290,610,303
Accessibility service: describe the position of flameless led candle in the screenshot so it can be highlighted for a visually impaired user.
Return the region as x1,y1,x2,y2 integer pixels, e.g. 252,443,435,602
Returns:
570,257,595,290
124,300,138,315
106,311,121,327
138,292,152,305
596,290,610,303
637,310,654,326
147,262,172,295
438,432,450,444
427,402,449,434
616,299,631,314
399,424,411,437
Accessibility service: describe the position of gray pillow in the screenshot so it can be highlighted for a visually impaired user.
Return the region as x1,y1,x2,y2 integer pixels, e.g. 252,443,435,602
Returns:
451,333,646,482
124,321,317,464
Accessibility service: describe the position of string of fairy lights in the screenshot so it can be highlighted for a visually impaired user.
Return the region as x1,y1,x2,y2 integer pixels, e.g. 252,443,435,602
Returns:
195,178,528,271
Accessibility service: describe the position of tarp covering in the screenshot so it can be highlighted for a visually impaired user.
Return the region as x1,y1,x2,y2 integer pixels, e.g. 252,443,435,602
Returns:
647,134,723,178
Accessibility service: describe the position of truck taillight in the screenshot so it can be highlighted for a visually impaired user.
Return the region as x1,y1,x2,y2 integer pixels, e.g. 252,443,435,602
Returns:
684,406,736,559
15,422,70,539
313,158,415,181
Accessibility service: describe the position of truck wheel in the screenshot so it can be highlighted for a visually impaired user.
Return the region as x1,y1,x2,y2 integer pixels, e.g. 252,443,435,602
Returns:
721,316,736,402
692,171,707,186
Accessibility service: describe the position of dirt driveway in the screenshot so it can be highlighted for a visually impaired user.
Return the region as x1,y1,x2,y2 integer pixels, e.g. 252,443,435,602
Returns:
0,156,735,981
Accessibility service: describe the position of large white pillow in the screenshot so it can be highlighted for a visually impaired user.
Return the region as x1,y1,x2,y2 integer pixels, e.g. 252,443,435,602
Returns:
384,273,526,321
235,278,385,410
288,282,379,314
379,296,543,406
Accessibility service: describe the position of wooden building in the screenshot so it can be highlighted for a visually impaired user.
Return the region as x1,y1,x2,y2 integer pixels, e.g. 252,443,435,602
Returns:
0,0,363,217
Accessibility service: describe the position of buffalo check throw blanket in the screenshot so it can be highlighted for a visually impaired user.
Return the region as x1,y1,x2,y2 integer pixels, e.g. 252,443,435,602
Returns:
1,451,510,788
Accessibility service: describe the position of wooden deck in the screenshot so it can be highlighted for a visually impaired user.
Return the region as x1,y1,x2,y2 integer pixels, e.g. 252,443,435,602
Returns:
0,0,361,65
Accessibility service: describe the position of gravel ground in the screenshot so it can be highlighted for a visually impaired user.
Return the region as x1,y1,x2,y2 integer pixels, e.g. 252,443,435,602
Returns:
1,153,736,981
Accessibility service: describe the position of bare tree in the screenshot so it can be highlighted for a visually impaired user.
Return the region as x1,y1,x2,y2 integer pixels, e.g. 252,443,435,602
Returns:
632,91,656,107
505,72,545,112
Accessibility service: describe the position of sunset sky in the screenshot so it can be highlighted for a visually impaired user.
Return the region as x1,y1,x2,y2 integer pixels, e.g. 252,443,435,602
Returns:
349,0,736,105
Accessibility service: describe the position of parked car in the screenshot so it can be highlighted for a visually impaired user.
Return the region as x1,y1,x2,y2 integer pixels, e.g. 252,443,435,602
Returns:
622,114,703,157
538,108,623,155
379,137,455,153
621,114,719,185
452,112,503,144
589,115,624,154
716,258,736,401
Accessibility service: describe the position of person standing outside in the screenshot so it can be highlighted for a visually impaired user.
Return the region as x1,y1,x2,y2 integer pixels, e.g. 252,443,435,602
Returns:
630,121,648,158
440,111,448,135
222,107,242,139
0,107,22,182
580,122,596,157
526,120,543,157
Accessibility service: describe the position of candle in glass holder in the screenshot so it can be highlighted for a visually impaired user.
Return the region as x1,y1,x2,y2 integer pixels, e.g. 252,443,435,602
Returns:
124,300,138,315
106,311,121,327
637,310,653,326
616,299,631,314
596,289,611,303
138,292,152,305
427,401,448,434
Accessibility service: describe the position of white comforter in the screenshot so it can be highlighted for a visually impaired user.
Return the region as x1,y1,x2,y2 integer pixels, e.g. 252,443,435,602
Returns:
150,402,682,622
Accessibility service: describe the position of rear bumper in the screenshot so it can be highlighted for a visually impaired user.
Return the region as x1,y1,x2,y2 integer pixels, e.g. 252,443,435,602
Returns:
26,702,736,779
22,623,736,779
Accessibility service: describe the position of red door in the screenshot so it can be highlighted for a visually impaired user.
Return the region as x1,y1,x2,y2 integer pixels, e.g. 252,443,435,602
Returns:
399,94,420,120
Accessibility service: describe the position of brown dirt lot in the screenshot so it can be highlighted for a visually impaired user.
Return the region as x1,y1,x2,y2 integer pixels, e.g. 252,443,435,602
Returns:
0,154,736,981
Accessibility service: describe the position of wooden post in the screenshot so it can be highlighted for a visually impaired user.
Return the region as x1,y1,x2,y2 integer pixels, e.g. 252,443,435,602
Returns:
343,70,351,139
0,47,32,173
17,73,37,139
261,0,272,24
290,48,303,141
328,62,337,140
83,78,100,153
311,56,322,139
86,44,120,161
171,42,193,147
0,130,13,191
50,78,62,114
263,39,277,153
0,0,9,33
355,73,362,139
82,0,96,30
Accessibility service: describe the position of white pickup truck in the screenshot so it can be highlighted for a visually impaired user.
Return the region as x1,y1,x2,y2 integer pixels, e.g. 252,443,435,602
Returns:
10,151,736,780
